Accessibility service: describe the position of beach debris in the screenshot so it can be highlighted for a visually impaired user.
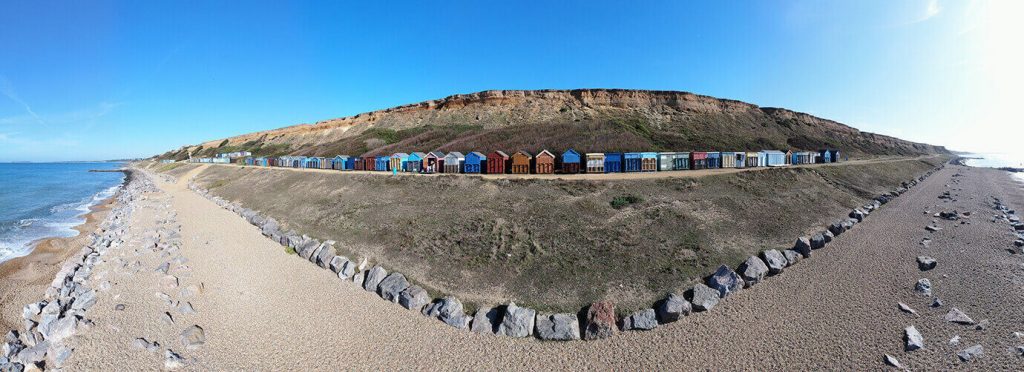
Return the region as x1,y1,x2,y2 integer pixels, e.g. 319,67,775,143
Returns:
944,308,976,325
921,237,932,247
783,249,802,267
761,250,787,274
914,278,933,296
376,273,410,303
957,344,984,362
690,283,720,312
397,285,430,311
655,293,692,323
132,338,160,352
470,307,499,334
949,335,960,346
164,349,185,370
930,298,943,308
898,302,917,316
793,237,812,258
497,302,536,337
708,265,744,297
180,325,206,350
620,308,658,331
905,326,924,351
883,354,904,369
917,256,937,271
738,256,769,287
535,313,581,341
583,301,616,340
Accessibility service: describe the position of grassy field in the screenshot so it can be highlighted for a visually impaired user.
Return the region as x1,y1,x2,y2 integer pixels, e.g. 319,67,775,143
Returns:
161,156,945,313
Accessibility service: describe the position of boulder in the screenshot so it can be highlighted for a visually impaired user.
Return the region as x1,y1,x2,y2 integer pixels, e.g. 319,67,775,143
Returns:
329,256,348,273
582,301,616,340
761,250,787,274
737,256,769,287
850,209,866,222
351,272,364,287
917,256,937,271
828,221,845,236
377,273,410,303
535,313,580,341
783,250,802,267
944,308,975,325
690,283,720,311
905,325,924,351
620,308,657,331
655,293,691,323
71,289,97,311
915,278,932,296
398,286,430,311
707,265,744,297
180,325,205,350
436,297,470,329
316,244,337,269
15,340,48,366
43,316,77,342
497,302,536,338
822,230,834,243
470,307,500,334
362,266,387,292
957,344,983,362
338,260,356,280
810,234,826,249
793,237,812,258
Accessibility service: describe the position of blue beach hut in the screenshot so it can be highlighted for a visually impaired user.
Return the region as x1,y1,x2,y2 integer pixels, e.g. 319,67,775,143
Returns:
332,155,350,170
604,152,623,173
561,149,581,174
464,152,486,173
406,152,425,172
624,152,643,172
707,152,722,168
762,150,786,166
375,156,390,171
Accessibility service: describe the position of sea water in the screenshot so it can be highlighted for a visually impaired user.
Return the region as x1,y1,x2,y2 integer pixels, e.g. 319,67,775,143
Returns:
0,162,124,265
963,152,1024,185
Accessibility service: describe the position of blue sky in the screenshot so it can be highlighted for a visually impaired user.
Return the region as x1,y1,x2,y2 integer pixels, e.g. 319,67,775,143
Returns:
0,1,1019,161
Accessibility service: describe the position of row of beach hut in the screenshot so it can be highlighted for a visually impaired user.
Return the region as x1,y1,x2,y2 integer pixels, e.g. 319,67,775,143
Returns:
228,149,841,175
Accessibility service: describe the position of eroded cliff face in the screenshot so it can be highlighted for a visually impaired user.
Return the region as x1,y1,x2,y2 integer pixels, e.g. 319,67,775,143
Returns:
167,89,947,159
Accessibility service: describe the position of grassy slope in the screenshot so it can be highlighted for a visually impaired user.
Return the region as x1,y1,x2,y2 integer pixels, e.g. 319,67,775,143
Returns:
164,156,945,313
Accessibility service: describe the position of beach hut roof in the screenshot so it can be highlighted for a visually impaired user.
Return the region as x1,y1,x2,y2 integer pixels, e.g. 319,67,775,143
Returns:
467,151,486,158
514,150,533,158
410,152,427,158
391,152,409,158
536,149,555,158
490,150,509,159
445,151,465,159
427,151,445,158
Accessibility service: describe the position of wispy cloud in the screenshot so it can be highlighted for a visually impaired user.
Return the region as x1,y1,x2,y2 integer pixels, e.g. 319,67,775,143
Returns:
0,101,123,126
908,0,943,24
0,75,43,125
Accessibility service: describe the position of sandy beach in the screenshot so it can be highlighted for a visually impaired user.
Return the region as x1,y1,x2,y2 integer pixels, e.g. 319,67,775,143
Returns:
0,199,113,332
13,163,1007,370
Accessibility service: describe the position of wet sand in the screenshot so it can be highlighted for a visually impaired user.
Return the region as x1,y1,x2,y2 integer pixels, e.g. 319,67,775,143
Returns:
62,164,1024,370
0,199,113,331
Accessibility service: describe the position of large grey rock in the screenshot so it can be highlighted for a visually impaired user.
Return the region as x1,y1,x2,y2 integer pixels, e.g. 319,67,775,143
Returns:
822,230,834,243
435,297,470,329
793,237,812,258
316,244,337,269
338,260,356,280
48,342,73,368
655,293,691,323
957,344,983,362
850,209,866,222
810,234,826,249
398,286,430,311
21,302,43,322
620,308,657,331
470,307,500,334
535,313,580,341
690,283,719,311
329,256,348,273
180,325,205,350
15,340,48,365
915,278,932,296
71,289,97,311
905,325,924,351
783,249,802,266
738,256,769,287
707,265,744,297
828,221,845,236
917,256,937,271
944,308,975,325
761,249,786,274
362,266,387,292
377,273,410,302
43,316,77,342
497,302,536,338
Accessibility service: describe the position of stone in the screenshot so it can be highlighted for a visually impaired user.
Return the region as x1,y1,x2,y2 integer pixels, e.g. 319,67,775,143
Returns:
43,316,77,342
925,225,941,232
161,275,179,289
164,349,185,370
21,303,42,322
761,250,786,274
316,244,336,269
329,256,348,273
793,237,812,258
156,262,170,274
47,342,73,368
783,250,802,266
883,354,903,369
583,301,616,340
822,230,834,243
707,265,744,297
949,335,960,346
470,307,500,334
180,325,205,350
15,340,48,365
621,308,657,331
362,266,387,292
534,313,580,341
377,273,410,303
351,272,364,287
957,344,983,362
497,302,536,338
398,286,430,311
810,234,826,249
915,278,932,296
71,289,97,311
655,293,691,323
898,302,917,316
944,308,975,325
828,221,845,236
930,298,943,308
690,283,720,311
974,319,989,330
133,338,160,352
178,302,196,314
436,297,469,329
338,260,356,280
905,325,924,351
737,256,768,287
917,256,937,271
850,209,866,222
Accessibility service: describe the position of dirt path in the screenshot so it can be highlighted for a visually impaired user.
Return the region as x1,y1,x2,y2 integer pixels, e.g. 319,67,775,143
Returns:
199,155,939,181
65,164,1023,370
